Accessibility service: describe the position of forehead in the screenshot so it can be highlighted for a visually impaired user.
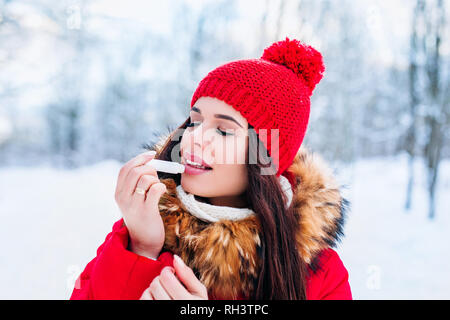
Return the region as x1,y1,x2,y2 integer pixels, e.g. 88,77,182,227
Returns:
192,97,248,127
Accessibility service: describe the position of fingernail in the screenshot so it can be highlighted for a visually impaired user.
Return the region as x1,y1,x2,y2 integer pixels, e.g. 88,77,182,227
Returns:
163,266,175,274
174,254,184,266
144,150,157,156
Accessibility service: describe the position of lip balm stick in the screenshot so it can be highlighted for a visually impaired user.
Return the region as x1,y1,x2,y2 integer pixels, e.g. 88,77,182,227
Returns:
146,159,185,174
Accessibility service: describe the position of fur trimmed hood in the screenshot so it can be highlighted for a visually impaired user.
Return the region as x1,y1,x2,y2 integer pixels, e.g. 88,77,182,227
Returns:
152,135,349,299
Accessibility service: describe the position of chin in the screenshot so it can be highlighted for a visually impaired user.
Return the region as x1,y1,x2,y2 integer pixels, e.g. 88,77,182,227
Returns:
180,174,216,197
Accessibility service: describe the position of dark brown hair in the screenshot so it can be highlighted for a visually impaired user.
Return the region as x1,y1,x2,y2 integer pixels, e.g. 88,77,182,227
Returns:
143,118,307,299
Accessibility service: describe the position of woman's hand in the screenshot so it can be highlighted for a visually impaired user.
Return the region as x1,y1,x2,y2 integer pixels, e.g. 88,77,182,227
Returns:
114,150,167,260
140,255,209,300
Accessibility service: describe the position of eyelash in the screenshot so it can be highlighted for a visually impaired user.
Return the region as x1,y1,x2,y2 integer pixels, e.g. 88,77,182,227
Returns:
186,121,234,136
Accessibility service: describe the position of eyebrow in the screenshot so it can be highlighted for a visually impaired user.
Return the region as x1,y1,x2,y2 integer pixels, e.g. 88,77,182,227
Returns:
191,106,243,128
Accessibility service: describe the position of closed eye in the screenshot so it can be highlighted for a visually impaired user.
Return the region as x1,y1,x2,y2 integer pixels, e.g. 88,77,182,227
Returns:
217,128,234,136
187,120,234,136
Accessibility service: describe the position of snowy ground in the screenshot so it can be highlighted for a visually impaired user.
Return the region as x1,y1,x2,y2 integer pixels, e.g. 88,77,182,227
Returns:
0,154,449,299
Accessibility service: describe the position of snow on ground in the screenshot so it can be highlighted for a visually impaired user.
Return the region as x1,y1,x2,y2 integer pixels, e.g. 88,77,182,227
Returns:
0,154,449,299
336,154,450,299
0,160,121,299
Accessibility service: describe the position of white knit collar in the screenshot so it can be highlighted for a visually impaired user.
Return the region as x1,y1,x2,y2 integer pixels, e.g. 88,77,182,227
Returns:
175,175,293,223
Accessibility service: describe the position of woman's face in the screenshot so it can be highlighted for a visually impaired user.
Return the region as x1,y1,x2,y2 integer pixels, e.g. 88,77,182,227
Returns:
180,97,249,207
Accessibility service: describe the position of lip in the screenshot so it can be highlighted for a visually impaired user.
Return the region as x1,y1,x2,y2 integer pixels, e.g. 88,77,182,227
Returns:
184,163,212,175
183,152,213,169
182,151,213,176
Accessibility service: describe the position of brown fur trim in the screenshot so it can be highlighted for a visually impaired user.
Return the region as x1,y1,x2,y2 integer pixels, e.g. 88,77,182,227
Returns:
158,179,261,299
153,138,348,299
287,146,347,264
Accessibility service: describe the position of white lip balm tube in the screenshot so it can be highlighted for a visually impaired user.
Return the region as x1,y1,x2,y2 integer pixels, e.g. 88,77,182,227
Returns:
146,158,185,174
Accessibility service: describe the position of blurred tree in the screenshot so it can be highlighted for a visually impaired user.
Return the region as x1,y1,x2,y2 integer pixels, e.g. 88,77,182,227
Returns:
159,0,241,129
294,0,372,163
39,0,92,168
94,51,152,163
421,0,448,219
274,0,286,42
404,0,449,219
405,0,424,211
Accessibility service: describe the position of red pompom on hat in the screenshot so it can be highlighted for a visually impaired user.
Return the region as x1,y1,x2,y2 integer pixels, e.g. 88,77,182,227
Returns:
261,37,325,95
190,37,325,182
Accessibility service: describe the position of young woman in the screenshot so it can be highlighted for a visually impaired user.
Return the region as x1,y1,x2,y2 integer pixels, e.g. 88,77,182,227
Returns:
70,37,352,300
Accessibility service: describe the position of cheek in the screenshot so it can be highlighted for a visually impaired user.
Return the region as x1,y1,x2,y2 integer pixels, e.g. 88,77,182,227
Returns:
212,137,248,195
214,136,248,165
180,130,200,157
214,164,248,195
180,131,189,155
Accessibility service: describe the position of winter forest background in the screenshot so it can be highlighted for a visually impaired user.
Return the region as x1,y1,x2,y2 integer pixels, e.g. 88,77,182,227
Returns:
0,0,449,299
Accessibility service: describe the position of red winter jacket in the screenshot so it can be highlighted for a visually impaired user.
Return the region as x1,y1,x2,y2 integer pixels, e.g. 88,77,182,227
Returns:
70,219,352,300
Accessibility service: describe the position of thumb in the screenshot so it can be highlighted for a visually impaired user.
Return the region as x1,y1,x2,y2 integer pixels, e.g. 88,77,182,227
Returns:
173,254,207,297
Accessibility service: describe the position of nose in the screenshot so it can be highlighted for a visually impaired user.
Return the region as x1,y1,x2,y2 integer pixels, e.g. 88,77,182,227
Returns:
189,122,215,151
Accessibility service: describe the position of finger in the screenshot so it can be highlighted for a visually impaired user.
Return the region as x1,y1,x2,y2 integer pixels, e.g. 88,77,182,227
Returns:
149,276,172,300
117,151,156,194
173,255,207,297
124,164,158,197
132,174,160,200
118,151,156,189
159,267,191,300
140,287,154,300
144,182,167,208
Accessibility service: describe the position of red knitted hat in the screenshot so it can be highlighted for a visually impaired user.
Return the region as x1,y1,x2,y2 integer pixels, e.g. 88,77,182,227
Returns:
190,37,325,179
